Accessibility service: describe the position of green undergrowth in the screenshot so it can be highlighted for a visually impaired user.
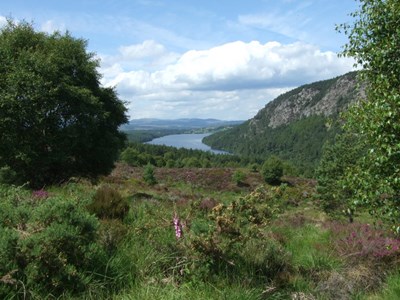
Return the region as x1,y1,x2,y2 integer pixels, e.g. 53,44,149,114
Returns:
1,165,399,299
116,282,264,300
365,272,400,300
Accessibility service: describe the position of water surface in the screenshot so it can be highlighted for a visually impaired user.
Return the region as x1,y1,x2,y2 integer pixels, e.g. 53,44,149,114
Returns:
147,133,228,154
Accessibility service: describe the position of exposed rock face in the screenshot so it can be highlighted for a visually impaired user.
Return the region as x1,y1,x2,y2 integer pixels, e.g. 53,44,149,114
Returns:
309,75,359,117
268,88,319,128
203,71,364,175
253,71,362,129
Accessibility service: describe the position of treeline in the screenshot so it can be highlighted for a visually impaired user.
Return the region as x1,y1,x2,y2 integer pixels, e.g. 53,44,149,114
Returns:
123,126,240,143
204,115,339,177
203,72,359,178
124,129,185,143
120,142,260,168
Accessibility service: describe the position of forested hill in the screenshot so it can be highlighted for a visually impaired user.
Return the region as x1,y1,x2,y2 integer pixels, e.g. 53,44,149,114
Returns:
203,71,362,176
121,118,244,130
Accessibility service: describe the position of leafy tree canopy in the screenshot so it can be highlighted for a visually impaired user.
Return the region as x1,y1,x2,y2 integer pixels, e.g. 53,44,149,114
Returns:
261,155,284,185
0,20,128,187
337,0,400,229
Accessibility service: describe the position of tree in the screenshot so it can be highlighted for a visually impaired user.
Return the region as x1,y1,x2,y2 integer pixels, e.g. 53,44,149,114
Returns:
120,147,142,166
337,0,400,229
0,20,127,187
261,156,283,185
316,132,366,221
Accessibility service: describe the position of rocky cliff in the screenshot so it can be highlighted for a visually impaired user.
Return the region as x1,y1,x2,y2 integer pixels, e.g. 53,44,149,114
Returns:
252,71,362,128
203,71,363,176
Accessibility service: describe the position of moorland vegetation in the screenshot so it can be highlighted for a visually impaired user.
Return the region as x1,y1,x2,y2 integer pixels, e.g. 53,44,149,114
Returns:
1,1,400,298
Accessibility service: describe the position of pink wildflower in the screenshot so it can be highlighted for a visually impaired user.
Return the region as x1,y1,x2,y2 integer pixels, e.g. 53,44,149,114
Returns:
173,213,183,239
32,189,49,199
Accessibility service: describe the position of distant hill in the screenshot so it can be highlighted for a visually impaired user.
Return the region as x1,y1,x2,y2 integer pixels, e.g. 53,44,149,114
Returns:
121,118,244,131
203,71,363,176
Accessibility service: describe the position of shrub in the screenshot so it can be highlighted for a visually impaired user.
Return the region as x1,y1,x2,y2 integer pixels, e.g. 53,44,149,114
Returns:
120,147,142,166
0,166,17,185
249,163,259,172
262,156,284,185
0,227,19,297
88,185,129,220
0,188,109,297
98,219,128,254
143,164,157,185
19,197,106,295
328,222,400,262
185,186,283,281
198,197,219,211
232,170,245,186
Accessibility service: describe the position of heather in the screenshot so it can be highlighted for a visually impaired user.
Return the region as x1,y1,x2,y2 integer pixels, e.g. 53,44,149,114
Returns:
2,1,400,298
1,164,399,299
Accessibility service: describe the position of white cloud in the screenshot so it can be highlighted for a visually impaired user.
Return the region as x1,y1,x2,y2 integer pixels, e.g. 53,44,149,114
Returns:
40,20,66,33
0,16,7,28
124,88,289,120
119,40,166,59
106,40,353,92
99,40,180,84
101,40,354,120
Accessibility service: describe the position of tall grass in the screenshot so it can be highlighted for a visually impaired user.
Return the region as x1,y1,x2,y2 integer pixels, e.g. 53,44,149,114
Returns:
116,282,263,300
2,166,400,299
277,224,341,273
357,272,400,300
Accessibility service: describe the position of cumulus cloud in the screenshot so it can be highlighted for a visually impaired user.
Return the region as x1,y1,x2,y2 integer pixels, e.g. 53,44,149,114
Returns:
101,40,354,120
105,40,353,93
99,40,180,84
124,88,288,120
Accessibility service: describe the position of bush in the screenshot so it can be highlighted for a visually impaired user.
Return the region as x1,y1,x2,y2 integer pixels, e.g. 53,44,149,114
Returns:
143,164,157,185
329,222,400,262
120,147,142,166
98,219,128,254
0,187,108,297
262,156,284,185
0,166,17,185
88,185,129,220
185,186,283,281
232,170,245,186
0,227,19,297
249,163,259,173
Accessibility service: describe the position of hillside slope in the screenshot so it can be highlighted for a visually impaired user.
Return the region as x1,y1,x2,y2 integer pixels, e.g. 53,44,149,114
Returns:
121,118,244,130
203,71,363,175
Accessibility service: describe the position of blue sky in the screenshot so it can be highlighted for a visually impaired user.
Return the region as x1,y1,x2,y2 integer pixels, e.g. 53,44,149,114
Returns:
1,0,359,120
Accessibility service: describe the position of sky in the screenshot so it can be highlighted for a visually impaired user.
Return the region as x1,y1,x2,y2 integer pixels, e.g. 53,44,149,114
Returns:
0,0,359,120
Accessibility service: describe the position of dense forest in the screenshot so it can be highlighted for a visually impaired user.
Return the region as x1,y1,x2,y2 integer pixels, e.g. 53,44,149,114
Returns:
1,1,400,299
204,115,339,176
203,71,360,176
124,129,186,143
120,142,254,168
